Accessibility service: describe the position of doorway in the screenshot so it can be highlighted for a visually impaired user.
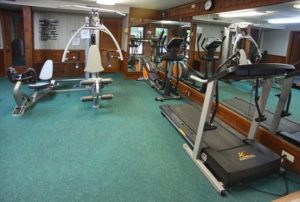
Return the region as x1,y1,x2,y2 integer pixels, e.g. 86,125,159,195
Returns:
287,31,300,70
2,11,26,74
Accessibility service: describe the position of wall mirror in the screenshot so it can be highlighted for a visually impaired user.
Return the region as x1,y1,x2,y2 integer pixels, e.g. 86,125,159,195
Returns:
127,19,191,76
191,0,300,145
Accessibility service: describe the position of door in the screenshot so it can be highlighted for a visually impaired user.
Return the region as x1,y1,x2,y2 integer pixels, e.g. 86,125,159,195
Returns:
100,18,123,73
2,11,26,73
287,31,300,70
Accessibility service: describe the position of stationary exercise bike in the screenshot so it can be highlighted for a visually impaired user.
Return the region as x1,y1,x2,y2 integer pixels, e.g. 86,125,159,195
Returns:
7,60,55,116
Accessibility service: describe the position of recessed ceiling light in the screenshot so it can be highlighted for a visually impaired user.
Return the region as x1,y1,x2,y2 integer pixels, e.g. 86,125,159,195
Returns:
219,11,266,18
96,0,116,5
268,17,300,24
294,4,300,9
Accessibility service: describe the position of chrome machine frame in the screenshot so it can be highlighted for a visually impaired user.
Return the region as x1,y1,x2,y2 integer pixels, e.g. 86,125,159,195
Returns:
55,9,123,93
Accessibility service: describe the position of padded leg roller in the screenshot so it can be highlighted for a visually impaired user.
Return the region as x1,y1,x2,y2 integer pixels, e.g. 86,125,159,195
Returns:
81,79,94,86
81,96,94,102
81,94,113,102
101,94,113,100
81,78,112,86
100,78,113,85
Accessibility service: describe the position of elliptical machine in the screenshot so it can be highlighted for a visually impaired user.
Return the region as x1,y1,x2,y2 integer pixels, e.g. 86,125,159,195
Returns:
137,31,165,85
198,34,225,92
128,35,142,71
155,37,186,101
172,33,225,92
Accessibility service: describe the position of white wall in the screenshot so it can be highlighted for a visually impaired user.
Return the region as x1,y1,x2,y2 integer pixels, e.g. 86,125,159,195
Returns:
195,23,224,52
121,15,129,52
261,24,300,56
0,19,3,49
34,11,86,50
261,29,290,56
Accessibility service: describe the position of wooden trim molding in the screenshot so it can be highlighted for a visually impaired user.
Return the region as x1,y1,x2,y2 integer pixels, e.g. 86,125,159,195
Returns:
163,0,292,20
23,6,33,67
129,7,162,20
0,49,4,76
262,54,286,64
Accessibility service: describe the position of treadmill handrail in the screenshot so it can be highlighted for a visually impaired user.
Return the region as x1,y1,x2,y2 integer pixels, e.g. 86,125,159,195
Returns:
190,75,208,84
213,63,295,81
285,70,300,79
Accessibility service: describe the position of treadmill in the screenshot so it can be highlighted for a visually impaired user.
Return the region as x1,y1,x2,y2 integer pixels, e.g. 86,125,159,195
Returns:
160,52,295,195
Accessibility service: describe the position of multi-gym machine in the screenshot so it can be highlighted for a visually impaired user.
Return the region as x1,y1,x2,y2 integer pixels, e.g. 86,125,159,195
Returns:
221,23,262,64
61,9,124,108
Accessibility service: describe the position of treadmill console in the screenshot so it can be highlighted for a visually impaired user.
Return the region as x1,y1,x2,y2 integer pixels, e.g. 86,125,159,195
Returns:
205,39,223,51
167,37,184,50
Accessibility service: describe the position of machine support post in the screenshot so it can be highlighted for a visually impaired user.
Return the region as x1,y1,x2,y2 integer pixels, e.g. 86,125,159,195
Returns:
193,80,216,158
270,77,293,133
248,79,272,140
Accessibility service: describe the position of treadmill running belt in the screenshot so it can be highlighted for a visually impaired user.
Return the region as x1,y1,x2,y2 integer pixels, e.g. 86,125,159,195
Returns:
160,104,247,150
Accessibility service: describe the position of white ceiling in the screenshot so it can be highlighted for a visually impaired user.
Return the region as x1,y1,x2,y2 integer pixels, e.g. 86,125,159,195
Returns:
193,0,300,29
65,0,196,9
0,0,196,13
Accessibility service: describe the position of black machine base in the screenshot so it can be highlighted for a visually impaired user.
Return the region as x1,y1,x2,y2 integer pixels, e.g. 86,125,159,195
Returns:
203,141,281,186
160,103,281,186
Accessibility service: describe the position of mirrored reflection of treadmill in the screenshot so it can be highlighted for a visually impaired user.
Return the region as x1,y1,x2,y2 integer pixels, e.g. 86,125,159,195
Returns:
160,58,295,195
222,97,300,146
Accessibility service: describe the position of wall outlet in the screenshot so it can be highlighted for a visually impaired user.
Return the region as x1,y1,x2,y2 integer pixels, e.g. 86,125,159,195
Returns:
281,150,294,163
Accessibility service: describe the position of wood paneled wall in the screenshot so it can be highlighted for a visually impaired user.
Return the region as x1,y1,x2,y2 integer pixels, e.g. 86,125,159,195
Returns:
0,49,4,76
33,49,85,77
262,54,287,64
23,6,33,67
33,49,123,78
100,18,123,73
129,7,162,20
163,0,291,20
121,51,129,76
31,17,124,78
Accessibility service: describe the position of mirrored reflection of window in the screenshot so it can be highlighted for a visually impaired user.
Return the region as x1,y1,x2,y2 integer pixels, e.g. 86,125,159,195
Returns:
155,28,168,38
186,30,191,51
155,28,168,52
9,15,25,66
130,26,144,55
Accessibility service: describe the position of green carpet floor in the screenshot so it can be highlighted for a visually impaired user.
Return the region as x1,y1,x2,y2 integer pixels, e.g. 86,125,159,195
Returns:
0,74,299,202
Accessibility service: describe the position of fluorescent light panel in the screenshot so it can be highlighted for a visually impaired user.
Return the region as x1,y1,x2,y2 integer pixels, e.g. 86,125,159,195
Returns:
219,11,265,18
294,4,300,9
268,17,300,24
96,0,116,5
